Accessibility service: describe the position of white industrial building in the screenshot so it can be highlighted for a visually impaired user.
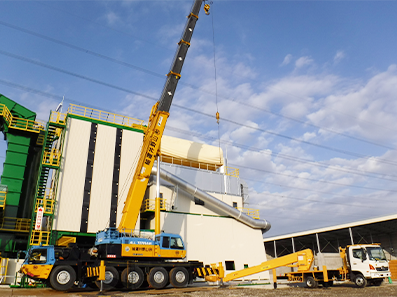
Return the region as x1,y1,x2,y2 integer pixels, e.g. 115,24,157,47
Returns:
50,106,271,280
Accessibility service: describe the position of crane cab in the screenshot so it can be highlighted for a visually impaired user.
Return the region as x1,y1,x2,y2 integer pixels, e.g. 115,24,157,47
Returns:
155,233,187,259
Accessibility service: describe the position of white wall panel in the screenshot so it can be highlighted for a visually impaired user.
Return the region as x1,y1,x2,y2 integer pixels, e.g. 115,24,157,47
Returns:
87,124,116,233
116,129,143,228
161,212,269,280
54,118,91,232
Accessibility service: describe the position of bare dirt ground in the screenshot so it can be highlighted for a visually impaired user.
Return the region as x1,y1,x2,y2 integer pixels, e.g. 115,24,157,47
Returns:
1,282,397,297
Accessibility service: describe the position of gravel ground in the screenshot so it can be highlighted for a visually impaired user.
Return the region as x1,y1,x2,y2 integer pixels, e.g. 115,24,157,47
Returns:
1,282,397,297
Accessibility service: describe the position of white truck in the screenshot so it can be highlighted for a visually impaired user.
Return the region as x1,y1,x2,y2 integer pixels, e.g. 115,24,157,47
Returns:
284,244,391,288
204,243,390,288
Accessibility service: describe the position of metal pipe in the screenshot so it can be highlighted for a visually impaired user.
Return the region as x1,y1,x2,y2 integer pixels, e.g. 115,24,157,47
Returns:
152,167,271,233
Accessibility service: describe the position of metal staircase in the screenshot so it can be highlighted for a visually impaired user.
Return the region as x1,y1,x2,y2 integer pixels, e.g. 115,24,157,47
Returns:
29,111,66,246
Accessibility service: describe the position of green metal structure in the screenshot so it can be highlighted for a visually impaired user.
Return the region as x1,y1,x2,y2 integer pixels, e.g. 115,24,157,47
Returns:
0,94,44,258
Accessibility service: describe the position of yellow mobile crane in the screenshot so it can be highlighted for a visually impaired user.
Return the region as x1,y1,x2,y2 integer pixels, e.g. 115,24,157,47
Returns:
20,0,210,291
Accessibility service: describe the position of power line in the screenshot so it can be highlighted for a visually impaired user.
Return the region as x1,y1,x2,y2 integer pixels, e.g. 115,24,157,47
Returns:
2,80,397,207
167,126,397,182
252,191,383,209
0,20,394,151
242,176,397,204
234,163,397,193
2,78,397,184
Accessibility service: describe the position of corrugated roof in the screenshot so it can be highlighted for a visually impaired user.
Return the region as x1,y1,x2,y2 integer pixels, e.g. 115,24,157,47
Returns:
264,213,397,242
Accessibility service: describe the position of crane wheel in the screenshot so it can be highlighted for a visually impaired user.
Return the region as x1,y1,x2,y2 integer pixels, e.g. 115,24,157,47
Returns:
121,266,144,289
169,267,189,288
49,265,76,291
148,267,168,289
95,266,119,290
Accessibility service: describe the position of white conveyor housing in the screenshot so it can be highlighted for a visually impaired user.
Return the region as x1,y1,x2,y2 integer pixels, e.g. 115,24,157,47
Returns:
152,167,271,233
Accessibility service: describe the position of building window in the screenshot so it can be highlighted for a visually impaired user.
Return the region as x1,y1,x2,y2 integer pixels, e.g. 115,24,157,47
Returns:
244,264,249,269
233,202,238,208
225,261,235,270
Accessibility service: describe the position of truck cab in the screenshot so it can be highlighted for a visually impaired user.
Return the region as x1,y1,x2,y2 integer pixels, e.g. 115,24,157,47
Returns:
20,246,56,280
346,244,390,285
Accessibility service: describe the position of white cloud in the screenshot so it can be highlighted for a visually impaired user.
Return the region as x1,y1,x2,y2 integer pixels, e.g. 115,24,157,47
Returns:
307,64,397,142
295,56,314,68
105,11,120,26
334,50,345,64
281,54,292,66
302,132,316,141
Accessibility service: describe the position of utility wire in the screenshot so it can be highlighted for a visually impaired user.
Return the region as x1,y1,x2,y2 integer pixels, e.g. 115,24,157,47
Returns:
0,20,394,151
242,176,397,204
252,192,382,209
167,126,397,181
2,78,397,184
234,163,397,193
4,48,397,167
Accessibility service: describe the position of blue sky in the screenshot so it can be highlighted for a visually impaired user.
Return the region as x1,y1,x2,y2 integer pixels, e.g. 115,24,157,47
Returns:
1,0,397,238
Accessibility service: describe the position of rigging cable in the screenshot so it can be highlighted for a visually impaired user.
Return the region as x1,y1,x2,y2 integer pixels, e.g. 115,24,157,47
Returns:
209,4,223,171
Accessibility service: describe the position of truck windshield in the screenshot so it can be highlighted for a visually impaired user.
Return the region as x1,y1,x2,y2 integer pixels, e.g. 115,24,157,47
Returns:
28,249,47,264
366,247,387,261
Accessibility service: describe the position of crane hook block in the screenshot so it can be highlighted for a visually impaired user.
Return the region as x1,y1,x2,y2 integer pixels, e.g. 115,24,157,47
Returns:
216,111,220,124
204,4,210,15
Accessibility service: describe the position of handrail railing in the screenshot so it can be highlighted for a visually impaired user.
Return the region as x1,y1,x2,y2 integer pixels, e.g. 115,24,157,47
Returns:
30,231,51,246
42,149,61,167
225,166,239,178
141,198,168,212
67,104,145,131
0,191,6,210
0,104,45,133
237,207,260,219
49,111,67,126
0,217,31,232
0,257,9,284
160,155,222,172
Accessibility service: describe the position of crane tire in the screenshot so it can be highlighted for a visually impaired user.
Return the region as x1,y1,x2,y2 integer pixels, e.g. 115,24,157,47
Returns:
148,267,168,289
169,267,189,288
121,266,144,289
49,265,76,291
95,266,119,290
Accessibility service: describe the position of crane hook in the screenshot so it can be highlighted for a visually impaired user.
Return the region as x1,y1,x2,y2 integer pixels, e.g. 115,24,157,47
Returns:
216,111,220,124
204,3,211,15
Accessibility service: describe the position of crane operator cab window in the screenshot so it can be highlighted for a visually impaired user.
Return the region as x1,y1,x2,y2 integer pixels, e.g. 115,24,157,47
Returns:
157,236,184,250
28,249,47,264
170,237,184,250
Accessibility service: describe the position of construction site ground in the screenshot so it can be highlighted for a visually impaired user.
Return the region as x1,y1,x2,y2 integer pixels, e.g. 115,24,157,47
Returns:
1,281,397,297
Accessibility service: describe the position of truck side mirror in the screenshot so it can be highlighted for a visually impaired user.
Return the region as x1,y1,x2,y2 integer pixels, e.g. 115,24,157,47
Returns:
361,248,367,262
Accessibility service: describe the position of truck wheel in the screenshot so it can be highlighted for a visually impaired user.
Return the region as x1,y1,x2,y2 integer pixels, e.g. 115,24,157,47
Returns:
354,274,367,288
95,266,119,290
305,276,318,288
148,267,168,289
121,266,144,289
169,267,189,288
49,265,76,291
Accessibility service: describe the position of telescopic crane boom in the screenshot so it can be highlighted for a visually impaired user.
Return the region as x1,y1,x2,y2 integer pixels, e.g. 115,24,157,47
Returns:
118,0,207,232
